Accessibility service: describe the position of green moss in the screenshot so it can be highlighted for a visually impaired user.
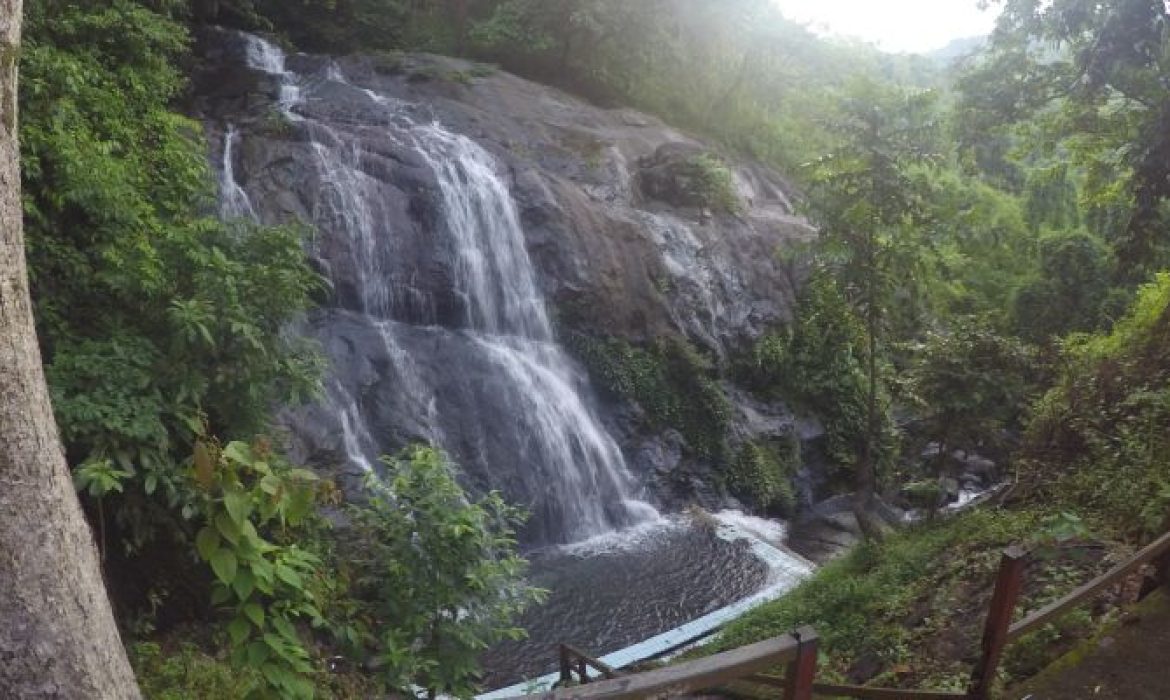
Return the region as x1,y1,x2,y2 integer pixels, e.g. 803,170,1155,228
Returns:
131,641,261,700
728,437,798,515
257,108,294,138
468,62,497,78
566,333,730,459
683,153,741,213
370,50,405,75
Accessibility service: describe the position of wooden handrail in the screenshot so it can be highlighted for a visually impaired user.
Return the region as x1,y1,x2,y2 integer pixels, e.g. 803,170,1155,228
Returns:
514,628,817,699
744,674,964,699
559,644,621,685
812,683,966,699
528,528,1170,700
1006,529,1170,642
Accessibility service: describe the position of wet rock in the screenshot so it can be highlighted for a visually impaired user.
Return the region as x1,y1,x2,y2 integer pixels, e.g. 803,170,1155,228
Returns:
193,28,817,538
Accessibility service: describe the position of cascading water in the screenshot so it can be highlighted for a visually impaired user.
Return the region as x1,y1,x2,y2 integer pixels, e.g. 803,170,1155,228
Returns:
227,34,657,544
212,32,817,688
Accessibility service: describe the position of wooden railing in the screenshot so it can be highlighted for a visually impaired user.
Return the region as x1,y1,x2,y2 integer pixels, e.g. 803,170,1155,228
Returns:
503,529,1170,700
812,530,1170,700
558,644,623,686
518,628,819,699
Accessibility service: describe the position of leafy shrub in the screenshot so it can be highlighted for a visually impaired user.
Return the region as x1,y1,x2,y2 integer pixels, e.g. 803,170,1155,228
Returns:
684,154,741,213
23,0,322,557
1023,273,1170,535
343,446,544,698
907,316,1035,470
728,437,799,515
191,436,332,699
131,641,260,700
1011,230,1115,343
567,333,730,459
747,273,896,479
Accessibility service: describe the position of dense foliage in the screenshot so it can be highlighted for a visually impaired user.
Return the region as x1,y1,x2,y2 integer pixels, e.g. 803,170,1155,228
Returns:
21,0,322,555
18,0,1170,694
344,447,543,698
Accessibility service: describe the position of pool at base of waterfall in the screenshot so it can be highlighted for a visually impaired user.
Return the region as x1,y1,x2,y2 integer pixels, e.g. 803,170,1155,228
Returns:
479,513,808,688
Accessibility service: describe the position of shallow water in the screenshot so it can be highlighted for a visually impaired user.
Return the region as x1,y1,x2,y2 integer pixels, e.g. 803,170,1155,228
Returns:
479,517,771,687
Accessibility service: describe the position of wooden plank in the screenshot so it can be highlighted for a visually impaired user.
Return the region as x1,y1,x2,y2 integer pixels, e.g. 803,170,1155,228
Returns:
810,682,965,699
968,546,1027,700
503,632,804,699
1007,530,1170,642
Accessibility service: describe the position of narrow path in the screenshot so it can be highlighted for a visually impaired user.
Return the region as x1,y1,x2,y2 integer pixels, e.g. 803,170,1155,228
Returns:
1009,589,1170,699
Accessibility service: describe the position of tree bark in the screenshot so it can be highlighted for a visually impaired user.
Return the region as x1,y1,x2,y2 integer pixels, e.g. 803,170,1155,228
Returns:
0,3,141,697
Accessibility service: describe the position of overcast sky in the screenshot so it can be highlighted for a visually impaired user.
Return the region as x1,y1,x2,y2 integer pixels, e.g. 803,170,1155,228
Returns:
771,0,1000,54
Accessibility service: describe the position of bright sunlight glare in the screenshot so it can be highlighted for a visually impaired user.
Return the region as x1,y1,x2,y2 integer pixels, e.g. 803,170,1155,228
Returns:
771,0,1000,54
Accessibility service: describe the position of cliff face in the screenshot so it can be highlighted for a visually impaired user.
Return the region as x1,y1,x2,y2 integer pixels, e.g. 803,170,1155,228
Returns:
192,29,818,542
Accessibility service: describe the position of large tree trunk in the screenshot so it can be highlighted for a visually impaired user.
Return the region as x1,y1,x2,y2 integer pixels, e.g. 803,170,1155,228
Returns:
0,3,141,697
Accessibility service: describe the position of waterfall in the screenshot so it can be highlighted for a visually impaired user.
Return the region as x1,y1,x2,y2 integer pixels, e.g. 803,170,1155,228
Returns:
223,34,658,543
220,125,256,220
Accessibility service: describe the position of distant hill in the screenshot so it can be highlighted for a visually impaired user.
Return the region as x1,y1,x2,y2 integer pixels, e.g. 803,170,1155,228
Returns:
927,35,987,63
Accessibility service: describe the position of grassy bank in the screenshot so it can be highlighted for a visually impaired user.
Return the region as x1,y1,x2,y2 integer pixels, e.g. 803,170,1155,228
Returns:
706,506,1137,692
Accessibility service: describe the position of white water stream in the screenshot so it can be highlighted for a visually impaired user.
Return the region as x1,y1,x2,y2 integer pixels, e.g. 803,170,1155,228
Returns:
226,34,658,543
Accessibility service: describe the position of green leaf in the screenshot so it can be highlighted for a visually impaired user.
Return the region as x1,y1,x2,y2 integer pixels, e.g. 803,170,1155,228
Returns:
260,474,282,495
210,584,232,606
224,487,252,526
210,549,237,585
274,563,302,588
222,441,253,465
246,640,270,666
232,569,255,600
272,613,299,643
195,526,220,561
228,616,250,647
215,511,241,545
243,601,265,629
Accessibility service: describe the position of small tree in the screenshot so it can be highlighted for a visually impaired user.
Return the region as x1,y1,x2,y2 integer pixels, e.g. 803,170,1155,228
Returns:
346,447,543,698
805,80,938,535
908,318,1035,477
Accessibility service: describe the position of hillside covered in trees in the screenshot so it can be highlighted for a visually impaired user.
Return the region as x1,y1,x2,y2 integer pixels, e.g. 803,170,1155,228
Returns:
4,0,1170,697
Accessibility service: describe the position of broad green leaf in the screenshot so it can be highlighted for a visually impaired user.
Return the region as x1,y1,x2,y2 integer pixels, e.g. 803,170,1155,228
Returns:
247,640,270,666
215,511,241,545
228,616,250,646
195,526,220,561
222,441,252,465
274,563,302,588
260,474,282,495
224,487,252,526
210,584,232,606
232,569,255,601
243,601,265,628
210,549,237,585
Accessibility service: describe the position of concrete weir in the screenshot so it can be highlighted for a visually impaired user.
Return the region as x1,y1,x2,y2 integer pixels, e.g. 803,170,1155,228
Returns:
478,511,815,699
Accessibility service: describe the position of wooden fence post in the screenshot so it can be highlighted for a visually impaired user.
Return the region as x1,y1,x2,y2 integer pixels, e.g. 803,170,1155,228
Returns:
783,626,818,700
1155,549,1170,590
968,546,1027,700
558,644,572,687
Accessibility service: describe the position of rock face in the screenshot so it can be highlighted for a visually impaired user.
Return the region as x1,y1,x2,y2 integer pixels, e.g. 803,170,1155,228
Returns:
192,29,816,544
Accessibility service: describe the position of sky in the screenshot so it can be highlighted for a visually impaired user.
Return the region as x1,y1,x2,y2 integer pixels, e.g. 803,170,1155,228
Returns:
770,0,1000,54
